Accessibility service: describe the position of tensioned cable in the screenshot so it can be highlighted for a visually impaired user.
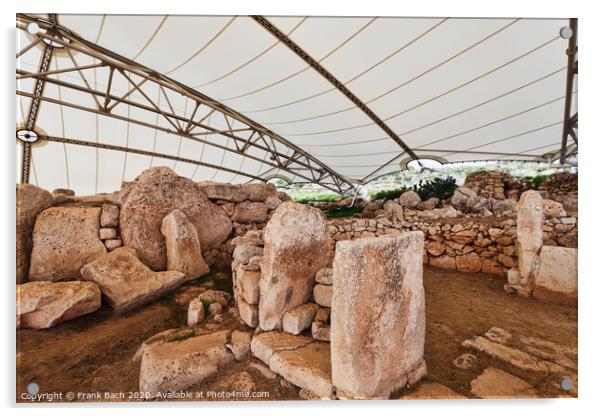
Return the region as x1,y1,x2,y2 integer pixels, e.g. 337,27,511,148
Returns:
149,89,162,168
193,16,308,89
263,17,515,126
310,66,566,154
131,15,169,61
216,17,378,102
496,142,561,160
121,100,131,182
55,61,71,190
273,35,561,129
211,137,232,181
330,120,564,169
172,96,189,171
240,18,447,114
17,93,39,186
164,16,237,75
441,120,564,158
93,15,106,192
418,91,575,149
284,30,564,138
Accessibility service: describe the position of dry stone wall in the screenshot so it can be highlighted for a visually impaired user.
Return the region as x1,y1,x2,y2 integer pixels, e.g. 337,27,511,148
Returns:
328,208,577,276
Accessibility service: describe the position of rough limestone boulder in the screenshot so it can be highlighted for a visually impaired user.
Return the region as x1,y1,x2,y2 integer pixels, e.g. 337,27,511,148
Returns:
29,207,107,281
259,202,331,331
161,209,209,280
331,232,426,399
80,247,187,312
542,199,567,218
139,329,234,397
398,190,421,208
383,200,404,222
532,246,577,305
17,281,101,329
196,181,247,202
242,183,278,202
120,167,232,270
16,184,54,283
516,191,544,282
232,201,268,224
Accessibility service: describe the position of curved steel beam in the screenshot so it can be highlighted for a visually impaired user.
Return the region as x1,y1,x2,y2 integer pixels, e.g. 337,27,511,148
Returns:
16,14,356,193
252,15,421,162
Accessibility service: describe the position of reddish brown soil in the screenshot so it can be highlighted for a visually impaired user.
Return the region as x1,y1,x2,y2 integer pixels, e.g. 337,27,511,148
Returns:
16,267,577,402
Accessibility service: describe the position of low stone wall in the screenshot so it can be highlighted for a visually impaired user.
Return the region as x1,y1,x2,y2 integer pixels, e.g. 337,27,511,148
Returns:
328,210,577,275
197,182,290,268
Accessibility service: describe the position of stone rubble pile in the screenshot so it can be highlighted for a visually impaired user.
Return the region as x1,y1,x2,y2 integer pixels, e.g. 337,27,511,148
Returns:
459,327,577,397
99,203,122,251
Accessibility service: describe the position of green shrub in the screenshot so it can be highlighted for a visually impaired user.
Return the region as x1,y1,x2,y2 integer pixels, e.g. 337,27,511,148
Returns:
522,174,551,189
412,176,457,200
323,205,364,219
292,192,342,203
369,187,407,201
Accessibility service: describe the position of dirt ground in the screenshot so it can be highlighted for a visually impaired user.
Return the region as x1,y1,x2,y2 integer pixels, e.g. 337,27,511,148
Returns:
16,267,577,402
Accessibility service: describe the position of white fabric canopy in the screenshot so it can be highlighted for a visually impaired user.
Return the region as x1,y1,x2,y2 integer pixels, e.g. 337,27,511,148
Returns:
16,14,576,195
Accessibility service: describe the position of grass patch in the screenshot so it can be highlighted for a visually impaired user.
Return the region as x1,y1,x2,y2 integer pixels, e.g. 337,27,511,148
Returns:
369,187,406,201
292,192,342,203
323,205,364,219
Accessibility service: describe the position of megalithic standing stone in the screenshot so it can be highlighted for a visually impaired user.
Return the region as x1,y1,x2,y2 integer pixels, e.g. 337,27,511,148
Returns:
331,231,427,399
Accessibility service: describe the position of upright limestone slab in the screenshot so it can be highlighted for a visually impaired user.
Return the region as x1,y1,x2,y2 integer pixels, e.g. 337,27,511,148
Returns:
16,184,54,283
29,207,107,281
331,232,426,399
161,209,209,280
259,202,331,330
533,246,578,305
516,191,544,282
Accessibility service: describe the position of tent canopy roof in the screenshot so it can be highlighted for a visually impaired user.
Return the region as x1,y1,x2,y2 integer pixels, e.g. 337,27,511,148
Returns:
16,14,577,195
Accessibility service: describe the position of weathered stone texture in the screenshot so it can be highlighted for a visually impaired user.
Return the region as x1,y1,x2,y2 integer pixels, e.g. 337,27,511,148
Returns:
331,232,426,398
532,246,577,305
161,209,209,280
259,202,331,331
16,184,54,283
17,281,101,329
120,167,232,270
139,330,233,397
29,207,107,281
81,247,186,312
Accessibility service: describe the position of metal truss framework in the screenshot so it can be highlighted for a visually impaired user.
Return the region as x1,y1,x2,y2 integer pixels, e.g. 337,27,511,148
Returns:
15,14,356,193
560,18,578,164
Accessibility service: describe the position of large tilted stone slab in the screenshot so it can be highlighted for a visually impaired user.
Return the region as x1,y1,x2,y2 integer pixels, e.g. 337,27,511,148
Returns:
16,184,54,284
161,209,209,280
80,247,186,312
120,167,232,270
399,382,466,400
270,341,334,399
250,331,332,398
17,281,101,329
532,246,577,305
251,331,314,364
29,207,107,281
516,190,544,282
331,232,426,399
139,329,233,397
470,367,537,399
259,202,331,330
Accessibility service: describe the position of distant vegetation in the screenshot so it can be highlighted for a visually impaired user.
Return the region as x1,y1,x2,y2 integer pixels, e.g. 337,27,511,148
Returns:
292,192,342,203
412,176,458,200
